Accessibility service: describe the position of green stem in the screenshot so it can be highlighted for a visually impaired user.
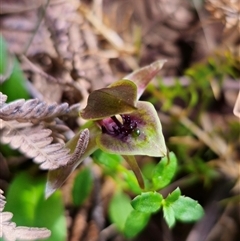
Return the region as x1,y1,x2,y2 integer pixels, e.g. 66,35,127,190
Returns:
123,155,145,189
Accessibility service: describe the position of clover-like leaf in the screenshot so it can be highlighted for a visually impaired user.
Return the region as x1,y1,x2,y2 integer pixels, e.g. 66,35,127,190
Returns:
171,196,204,222
96,101,167,157
131,192,163,213
123,210,150,238
165,187,181,204
152,152,177,190
81,80,137,120
109,191,133,231
163,205,176,228
124,60,167,100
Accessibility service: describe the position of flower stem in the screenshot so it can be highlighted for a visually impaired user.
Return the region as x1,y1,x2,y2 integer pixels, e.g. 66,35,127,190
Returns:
122,155,145,189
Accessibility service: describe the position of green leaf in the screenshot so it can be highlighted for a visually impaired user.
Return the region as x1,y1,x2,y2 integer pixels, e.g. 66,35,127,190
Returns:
97,101,167,157
131,192,163,213
0,36,30,101
165,187,181,204
93,149,122,171
72,167,93,206
81,80,137,120
108,191,133,231
4,172,66,241
124,60,167,100
172,196,204,222
152,152,177,189
123,170,142,194
142,162,156,179
163,205,176,228
123,210,150,238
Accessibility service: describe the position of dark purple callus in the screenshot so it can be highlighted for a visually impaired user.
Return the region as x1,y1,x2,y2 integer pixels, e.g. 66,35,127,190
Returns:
100,114,141,140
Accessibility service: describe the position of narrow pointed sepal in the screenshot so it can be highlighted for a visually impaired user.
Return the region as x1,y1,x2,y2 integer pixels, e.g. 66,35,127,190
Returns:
45,128,98,198
124,60,167,99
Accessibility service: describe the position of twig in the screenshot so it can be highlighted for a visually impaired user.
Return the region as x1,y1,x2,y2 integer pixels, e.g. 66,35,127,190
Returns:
23,0,50,55
79,4,135,54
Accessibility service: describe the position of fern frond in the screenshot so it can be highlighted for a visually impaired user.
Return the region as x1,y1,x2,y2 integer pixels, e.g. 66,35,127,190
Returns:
0,92,90,170
0,120,90,170
0,120,71,169
0,189,51,241
0,92,80,122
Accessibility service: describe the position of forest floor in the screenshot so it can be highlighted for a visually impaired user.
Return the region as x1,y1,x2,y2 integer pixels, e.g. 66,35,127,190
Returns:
0,0,240,241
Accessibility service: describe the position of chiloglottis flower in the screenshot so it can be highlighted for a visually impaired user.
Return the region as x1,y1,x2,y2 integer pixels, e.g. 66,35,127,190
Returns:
45,60,168,198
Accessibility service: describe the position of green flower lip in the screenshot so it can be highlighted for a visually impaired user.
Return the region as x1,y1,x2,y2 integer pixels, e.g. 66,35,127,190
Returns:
96,101,167,157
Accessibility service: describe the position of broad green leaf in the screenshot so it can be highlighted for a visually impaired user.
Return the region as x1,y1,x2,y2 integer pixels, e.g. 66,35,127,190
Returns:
109,191,133,231
123,210,150,238
124,60,167,100
80,80,137,120
4,172,66,241
171,196,204,222
131,192,163,213
165,187,181,204
0,36,30,101
72,167,93,206
97,101,167,157
163,205,176,228
93,149,122,171
152,152,177,189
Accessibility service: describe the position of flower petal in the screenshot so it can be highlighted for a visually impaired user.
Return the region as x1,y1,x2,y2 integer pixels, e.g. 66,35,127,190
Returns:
81,80,137,120
124,60,167,100
96,101,167,157
45,123,100,198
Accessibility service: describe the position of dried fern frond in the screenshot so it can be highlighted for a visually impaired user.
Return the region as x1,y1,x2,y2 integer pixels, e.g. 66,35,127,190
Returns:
0,92,7,105
206,0,240,29
0,120,90,170
0,189,51,241
0,92,81,122
0,92,90,170
0,120,71,169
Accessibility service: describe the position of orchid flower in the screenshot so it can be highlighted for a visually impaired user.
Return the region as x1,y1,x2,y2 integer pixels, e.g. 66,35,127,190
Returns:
46,60,167,197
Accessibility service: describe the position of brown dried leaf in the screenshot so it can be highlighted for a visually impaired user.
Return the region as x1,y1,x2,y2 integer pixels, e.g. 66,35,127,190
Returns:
206,0,240,29
0,189,51,241
233,91,240,118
